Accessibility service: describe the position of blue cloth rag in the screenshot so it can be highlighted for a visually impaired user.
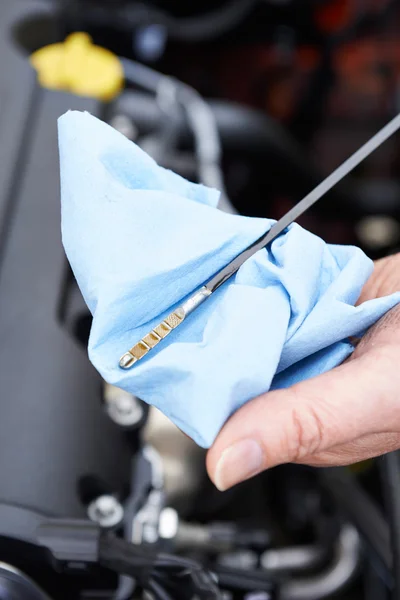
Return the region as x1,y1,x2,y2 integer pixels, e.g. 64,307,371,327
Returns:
58,110,400,448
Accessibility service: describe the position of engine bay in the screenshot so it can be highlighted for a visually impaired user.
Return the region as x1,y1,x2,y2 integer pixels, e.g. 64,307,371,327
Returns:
1,1,400,599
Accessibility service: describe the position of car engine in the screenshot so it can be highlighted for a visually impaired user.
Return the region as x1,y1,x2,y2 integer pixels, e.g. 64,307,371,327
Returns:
1,1,400,599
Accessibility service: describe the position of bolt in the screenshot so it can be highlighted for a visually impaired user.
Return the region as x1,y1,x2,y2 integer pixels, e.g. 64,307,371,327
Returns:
159,507,179,540
104,384,144,427
87,495,124,528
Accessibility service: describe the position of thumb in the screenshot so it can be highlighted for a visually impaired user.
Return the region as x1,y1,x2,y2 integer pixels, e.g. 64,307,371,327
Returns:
206,345,400,491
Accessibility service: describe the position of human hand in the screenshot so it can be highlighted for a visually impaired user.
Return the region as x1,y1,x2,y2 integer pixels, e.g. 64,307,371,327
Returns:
206,254,400,491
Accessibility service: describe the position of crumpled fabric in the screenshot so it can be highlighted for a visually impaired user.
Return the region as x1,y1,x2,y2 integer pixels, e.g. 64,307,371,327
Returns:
58,110,400,448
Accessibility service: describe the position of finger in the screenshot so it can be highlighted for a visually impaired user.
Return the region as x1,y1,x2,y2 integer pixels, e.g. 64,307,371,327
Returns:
207,345,400,491
298,431,400,467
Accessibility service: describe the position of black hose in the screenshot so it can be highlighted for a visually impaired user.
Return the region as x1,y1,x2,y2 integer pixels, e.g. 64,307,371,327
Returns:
381,451,400,600
69,0,258,43
129,0,258,42
320,467,393,586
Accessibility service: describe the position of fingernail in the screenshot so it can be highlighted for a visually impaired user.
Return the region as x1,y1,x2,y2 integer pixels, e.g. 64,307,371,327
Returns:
214,439,263,492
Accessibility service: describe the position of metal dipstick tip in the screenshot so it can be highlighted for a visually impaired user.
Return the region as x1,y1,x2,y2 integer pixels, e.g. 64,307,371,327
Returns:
119,352,136,369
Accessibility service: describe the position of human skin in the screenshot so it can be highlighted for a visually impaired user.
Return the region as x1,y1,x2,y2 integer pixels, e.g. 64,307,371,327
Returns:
206,254,400,492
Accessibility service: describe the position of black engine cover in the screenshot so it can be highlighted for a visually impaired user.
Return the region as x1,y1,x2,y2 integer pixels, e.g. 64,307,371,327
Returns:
0,0,131,520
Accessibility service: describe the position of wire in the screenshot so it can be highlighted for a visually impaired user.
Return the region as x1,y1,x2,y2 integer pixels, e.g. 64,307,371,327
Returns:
178,85,226,195
98,532,222,599
381,451,400,600
147,576,175,600
120,57,231,209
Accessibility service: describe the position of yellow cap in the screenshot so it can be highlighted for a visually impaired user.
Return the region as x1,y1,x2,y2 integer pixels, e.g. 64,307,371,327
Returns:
30,32,124,102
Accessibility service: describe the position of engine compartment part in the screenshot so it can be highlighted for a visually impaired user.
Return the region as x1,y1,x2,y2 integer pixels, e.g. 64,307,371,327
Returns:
0,562,51,600
0,0,132,519
1,1,400,599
